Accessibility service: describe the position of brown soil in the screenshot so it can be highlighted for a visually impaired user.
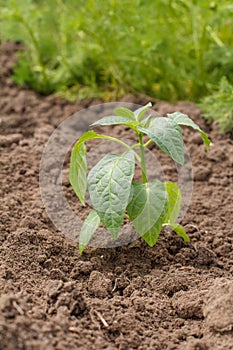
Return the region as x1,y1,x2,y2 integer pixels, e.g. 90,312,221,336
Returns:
0,42,233,350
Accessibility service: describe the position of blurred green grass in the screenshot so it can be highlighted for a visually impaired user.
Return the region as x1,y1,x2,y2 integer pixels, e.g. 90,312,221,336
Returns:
200,77,233,133
0,0,232,104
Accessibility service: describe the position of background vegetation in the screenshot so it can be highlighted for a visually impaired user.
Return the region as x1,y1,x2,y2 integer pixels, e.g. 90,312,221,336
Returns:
0,0,232,131
200,77,233,133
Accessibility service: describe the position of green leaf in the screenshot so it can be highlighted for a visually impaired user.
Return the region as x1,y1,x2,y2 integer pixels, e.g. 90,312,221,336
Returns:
167,112,210,150
164,182,182,224
91,115,138,129
138,117,184,165
166,223,190,243
134,102,152,121
69,142,87,206
87,150,135,238
73,130,103,147
127,180,167,246
140,115,153,128
114,107,135,120
141,214,166,247
69,130,104,205
79,210,100,253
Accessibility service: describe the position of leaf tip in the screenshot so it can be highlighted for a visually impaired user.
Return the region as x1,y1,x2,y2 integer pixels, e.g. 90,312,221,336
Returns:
205,139,211,151
177,157,185,166
79,244,85,254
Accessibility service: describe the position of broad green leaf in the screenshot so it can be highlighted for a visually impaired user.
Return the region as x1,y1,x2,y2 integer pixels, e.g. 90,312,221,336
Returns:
69,142,87,206
134,102,152,121
79,210,100,253
167,112,210,150
87,150,135,238
166,223,190,243
138,118,184,165
141,214,166,247
69,130,105,205
164,182,182,224
69,130,136,205
91,115,138,129
127,180,167,246
114,107,135,120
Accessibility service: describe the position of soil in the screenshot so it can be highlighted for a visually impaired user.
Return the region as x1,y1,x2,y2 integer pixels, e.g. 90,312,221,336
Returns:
0,42,233,350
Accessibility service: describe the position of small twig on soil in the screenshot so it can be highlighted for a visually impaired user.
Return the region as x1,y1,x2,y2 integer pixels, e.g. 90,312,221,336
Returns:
90,309,109,328
94,310,109,328
112,278,119,292
89,309,100,329
12,301,24,315
178,266,194,271
69,327,80,334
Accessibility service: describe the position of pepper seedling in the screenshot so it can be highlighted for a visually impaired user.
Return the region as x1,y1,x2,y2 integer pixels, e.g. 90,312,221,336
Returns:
69,103,210,253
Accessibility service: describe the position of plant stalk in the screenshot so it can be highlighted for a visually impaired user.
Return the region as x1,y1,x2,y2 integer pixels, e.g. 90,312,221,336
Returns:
100,135,141,162
138,133,147,183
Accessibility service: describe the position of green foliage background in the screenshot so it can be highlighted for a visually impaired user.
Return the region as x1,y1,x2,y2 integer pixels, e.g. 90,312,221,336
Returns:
0,0,232,105
200,77,233,133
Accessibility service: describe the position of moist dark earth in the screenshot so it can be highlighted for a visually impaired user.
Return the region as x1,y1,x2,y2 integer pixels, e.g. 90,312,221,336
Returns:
0,42,233,350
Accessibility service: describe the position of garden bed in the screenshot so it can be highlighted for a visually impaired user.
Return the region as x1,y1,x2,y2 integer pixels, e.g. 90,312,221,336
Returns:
0,42,233,350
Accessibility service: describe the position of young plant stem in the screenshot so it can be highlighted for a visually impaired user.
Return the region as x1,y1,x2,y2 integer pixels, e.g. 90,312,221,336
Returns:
144,139,153,148
138,132,147,183
99,134,141,162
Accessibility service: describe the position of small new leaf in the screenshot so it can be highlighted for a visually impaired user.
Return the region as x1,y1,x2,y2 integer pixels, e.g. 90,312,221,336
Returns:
167,112,210,150
114,107,135,120
91,115,138,128
134,102,152,121
79,210,100,253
